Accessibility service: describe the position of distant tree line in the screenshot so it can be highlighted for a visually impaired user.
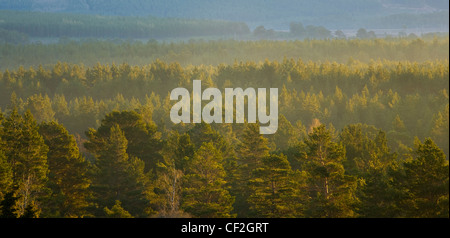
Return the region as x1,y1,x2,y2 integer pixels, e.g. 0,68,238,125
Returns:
289,22,332,39
0,36,448,70
0,10,250,40
2,9,446,45
0,28,29,44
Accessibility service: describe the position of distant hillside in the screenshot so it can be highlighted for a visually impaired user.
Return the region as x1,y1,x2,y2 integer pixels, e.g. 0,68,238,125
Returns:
0,10,250,40
0,0,448,29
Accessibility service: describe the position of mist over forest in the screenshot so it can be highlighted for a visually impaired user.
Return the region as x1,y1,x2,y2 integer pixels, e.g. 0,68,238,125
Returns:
0,0,448,42
0,0,448,220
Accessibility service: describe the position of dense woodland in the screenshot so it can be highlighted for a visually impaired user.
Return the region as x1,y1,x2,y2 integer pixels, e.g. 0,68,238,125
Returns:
0,34,449,218
1,36,448,70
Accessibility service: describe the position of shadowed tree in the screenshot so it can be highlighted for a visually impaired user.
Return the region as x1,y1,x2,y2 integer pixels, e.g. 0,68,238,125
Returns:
248,153,305,217
152,131,193,218
234,123,270,217
182,142,235,218
89,124,150,217
395,138,449,218
0,108,48,217
104,200,133,218
39,121,91,217
85,110,163,174
303,125,358,218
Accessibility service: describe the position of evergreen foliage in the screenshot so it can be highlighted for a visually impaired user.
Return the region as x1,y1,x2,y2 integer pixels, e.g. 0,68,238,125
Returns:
0,35,448,218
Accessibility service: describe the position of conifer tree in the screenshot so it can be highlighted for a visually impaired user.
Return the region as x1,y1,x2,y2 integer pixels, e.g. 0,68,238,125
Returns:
85,110,162,174
0,188,20,218
153,131,192,217
1,108,49,217
25,94,55,123
357,161,403,217
431,105,449,157
0,150,13,201
268,114,298,151
187,122,230,156
248,153,303,217
104,200,133,218
182,142,235,218
303,125,358,218
154,159,185,217
89,124,149,217
339,124,397,176
20,200,40,218
38,121,91,217
395,138,449,217
234,123,270,217
338,125,401,217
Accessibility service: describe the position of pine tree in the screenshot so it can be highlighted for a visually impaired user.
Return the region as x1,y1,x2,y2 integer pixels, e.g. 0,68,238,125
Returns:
38,121,91,217
0,150,13,201
25,94,55,123
237,123,270,178
153,131,191,217
234,123,270,217
187,122,230,157
248,153,303,217
393,114,406,132
20,200,39,218
268,114,298,151
357,161,403,217
52,94,69,121
387,114,411,151
154,159,185,217
431,105,449,158
339,125,401,218
339,124,397,176
90,124,150,217
0,188,20,218
85,110,163,174
0,108,49,217
181,142,235,218
396,138,449,217
303,125,358,218
104,200,133,218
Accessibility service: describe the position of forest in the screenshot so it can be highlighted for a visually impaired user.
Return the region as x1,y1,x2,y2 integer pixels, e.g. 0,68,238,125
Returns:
1,35,448,70
0,34,448,218
0,10,250,41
